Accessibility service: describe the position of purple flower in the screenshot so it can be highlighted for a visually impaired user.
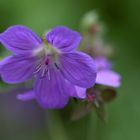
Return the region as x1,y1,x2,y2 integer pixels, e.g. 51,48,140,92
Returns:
0,25,96,109
74,57,121,104
95,56,121,87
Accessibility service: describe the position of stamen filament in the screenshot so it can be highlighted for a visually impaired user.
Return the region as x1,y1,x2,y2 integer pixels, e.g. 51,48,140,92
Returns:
34,64,42,74
47,69,51,80
54,63,59,69
41,65,48,78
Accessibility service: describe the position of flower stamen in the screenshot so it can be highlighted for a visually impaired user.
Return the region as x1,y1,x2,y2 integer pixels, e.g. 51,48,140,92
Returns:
47,69,51,80
34,63,42,74
54,63,59,69
41,65,48,78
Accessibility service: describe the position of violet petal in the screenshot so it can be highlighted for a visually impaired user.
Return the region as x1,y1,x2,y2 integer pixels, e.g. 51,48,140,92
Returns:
70,86,86,99
60,52,97,88
96,70,121,87
17,90,35,101
0,25,42,55
34,68,70,109
0,55,36,83
94,56,112,70
46,26,81,52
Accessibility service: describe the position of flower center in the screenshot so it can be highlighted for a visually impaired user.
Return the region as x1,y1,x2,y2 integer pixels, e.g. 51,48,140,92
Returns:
33,38,60,62
33,39,60,79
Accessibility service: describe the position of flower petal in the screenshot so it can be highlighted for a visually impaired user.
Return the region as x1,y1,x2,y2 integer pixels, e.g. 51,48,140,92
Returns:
0,25,42,55
0,55,36,83
94,56,112,70
63,80,86,99
69,86,86,99
96,70,121,87
60,52,97,88
46,26,81,52
34,68,70,109
17,90,35,101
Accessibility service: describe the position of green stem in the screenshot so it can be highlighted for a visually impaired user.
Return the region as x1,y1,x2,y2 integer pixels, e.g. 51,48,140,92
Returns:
47,110,68,140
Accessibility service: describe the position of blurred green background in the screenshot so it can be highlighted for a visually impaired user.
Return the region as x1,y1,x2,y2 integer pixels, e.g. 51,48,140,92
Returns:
0,0,140,140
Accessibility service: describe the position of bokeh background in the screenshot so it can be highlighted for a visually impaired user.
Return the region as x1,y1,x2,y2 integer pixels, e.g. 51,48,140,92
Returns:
0,0,140,140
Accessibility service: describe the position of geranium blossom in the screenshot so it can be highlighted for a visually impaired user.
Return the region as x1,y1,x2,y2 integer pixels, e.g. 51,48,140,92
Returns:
75,56,121,103
0,25,96,109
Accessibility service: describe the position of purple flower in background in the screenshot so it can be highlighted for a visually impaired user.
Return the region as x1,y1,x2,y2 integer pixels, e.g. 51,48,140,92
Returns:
95,56,121,87
74,57,120,101
0,25,96,109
